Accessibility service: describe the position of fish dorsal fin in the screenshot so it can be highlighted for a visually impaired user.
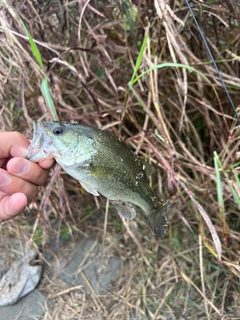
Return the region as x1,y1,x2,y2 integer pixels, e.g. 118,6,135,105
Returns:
110,200,136,220
142,161,155,176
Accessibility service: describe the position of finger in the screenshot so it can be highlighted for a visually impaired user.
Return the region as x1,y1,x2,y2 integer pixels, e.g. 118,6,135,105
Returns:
38,158,56,170
0,169,38,201
0,193,27,222
7,158,50,186
0,132,29,159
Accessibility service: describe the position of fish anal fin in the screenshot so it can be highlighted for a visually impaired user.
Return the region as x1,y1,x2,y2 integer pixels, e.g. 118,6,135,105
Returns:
111,200,136,220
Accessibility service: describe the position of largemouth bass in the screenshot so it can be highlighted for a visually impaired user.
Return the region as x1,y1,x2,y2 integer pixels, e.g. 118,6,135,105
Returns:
27,121,174,237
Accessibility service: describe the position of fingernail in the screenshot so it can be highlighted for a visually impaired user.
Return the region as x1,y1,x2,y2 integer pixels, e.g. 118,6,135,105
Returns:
15,160,28,174
0,171,10,186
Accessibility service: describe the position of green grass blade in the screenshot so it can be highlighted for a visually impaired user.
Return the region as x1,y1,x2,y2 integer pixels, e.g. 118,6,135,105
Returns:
18,16,58,120
19,19,43,70
214,151,227,237
41,79,59,121
214,152,224,211
130,26,149,83
131,63,211,85
224,168,240,207
232,170,240,206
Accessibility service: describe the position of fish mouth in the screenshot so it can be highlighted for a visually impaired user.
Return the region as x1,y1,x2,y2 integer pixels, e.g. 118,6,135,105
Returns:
26,121,53,162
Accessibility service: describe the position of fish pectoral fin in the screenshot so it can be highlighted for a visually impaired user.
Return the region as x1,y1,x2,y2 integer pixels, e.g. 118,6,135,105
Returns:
110,200,136,220
89,166,113,179
79,181,99,196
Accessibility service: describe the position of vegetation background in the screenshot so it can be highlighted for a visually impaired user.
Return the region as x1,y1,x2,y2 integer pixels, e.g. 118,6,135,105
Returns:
0,0,240,319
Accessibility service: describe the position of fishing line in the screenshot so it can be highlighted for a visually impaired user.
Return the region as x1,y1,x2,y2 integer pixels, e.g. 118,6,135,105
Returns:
184,0,240,125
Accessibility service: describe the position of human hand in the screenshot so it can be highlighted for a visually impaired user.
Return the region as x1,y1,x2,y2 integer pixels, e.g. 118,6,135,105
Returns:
0,132,55,222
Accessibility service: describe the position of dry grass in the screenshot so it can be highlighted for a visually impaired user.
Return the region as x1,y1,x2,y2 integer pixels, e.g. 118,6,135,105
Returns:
1,0,240,319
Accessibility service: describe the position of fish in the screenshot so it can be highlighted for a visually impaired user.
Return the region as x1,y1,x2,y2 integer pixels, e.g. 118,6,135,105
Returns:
26,121,174,237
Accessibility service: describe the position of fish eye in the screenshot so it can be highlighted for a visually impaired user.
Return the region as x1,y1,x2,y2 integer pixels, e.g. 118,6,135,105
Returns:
53,126,64,135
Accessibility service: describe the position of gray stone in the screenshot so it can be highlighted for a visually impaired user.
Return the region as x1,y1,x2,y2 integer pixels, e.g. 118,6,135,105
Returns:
0,237,121,319
0,289,46,320
57,238,122,294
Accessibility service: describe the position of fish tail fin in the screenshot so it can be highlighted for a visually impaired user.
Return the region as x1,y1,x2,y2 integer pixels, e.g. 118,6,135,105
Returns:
146,198,174,237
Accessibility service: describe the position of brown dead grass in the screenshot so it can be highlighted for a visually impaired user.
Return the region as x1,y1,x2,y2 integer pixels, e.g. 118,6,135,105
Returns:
1,0,240,319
